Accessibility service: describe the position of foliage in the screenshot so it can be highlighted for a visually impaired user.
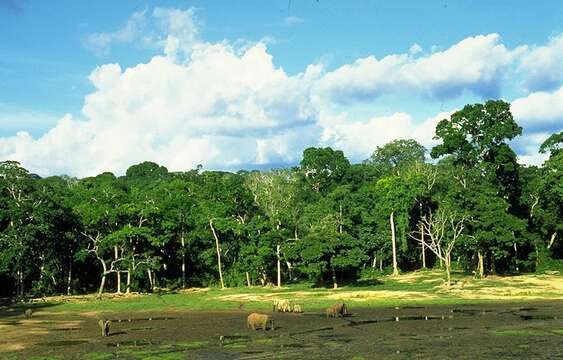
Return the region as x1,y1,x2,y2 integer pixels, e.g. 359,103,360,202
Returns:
0,101,561,297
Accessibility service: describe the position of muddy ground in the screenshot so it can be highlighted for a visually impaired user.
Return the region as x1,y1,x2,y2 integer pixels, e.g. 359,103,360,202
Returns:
1,301,562,359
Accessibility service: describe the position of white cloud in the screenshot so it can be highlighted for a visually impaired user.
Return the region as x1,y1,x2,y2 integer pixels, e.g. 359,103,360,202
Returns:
409,43,422,55
84,9,147,56
3,8,563,177
518,33,563,91
511,85,563,132
284,16,304,26
1,38,322,177
317,34,520,102
318,110,452,161
83,7,199,58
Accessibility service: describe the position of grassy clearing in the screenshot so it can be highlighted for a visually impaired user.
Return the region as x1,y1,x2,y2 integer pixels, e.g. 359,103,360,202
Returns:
2,271,561,316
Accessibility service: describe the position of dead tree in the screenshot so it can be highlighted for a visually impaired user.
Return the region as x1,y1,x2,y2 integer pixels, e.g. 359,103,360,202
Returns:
83,232,125,299
410,210,467,286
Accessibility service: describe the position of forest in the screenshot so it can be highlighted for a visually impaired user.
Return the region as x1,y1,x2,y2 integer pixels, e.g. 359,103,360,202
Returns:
0,100,561,298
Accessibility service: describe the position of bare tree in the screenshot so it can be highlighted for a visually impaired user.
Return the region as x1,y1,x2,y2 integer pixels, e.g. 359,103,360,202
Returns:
83,232,125,298
410,210,467,286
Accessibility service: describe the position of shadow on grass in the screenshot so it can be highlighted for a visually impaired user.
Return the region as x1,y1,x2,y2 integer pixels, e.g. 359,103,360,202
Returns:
0,300,59,320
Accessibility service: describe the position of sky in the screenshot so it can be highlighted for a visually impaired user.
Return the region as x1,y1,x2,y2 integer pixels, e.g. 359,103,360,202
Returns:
0,0,562,177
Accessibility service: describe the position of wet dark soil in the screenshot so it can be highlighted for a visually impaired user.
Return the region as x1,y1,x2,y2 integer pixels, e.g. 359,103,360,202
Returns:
2,301,562,359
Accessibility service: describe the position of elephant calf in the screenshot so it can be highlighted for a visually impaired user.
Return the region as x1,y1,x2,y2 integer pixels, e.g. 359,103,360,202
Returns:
326,302,348,318
98,319,111,336
247,313,274,331
24,309,33,319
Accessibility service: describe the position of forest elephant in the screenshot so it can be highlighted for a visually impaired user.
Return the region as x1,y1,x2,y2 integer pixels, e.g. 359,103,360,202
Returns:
247,313,274,331
273,299,291,312
24,309,33,319
326,302,348,318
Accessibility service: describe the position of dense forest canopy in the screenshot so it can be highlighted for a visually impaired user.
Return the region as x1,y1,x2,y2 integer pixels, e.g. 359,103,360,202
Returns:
0,100,561,297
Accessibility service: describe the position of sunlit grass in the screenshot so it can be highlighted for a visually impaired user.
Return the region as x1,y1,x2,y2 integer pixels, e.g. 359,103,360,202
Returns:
3,271,560,316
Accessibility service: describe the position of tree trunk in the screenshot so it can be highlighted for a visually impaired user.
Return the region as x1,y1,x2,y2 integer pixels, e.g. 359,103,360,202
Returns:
98,274,106,299
477,250,484,278
390,212,399,276
66,258,72,295
421,223,426,269
147,269,153,291
286,261,294,281
126,270,131,294
276,244,281,288
372,256,377,268
209,219,225,289
379,258,383,272
181,231,186,289
16,268,23,297
513,243,519,272
97,260,108,299
547,232,557,249
114,246,121,294
331,266,338,289
445,254,451,287
246,272,251,287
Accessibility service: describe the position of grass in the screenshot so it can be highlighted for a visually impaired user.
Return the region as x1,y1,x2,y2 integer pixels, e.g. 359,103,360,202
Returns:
2,271,561,316
493,328,563,337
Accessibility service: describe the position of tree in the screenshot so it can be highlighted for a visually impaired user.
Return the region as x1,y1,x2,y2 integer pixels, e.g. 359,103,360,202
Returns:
246,169,297,287
288,196,366,288
300,147,350,193
73,172,127,298
431,100,522,205
365,139,426,174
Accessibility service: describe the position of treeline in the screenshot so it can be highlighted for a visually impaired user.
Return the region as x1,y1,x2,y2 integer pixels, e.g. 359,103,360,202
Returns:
0,100,561,297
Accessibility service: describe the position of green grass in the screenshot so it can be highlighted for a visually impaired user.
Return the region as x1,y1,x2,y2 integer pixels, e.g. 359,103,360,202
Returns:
3,271,560,316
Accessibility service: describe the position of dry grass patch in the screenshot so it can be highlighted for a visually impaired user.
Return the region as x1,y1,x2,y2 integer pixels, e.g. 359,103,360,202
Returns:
325,290,438,301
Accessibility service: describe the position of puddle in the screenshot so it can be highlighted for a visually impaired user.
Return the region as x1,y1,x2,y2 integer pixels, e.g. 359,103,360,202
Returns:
113,317,176,323
127,327,164,331
346,315,454,327
519,315,558,321
280,343,307,348
318,334,353,343
52,327,81,331
107,339,162,347
40,340,88,347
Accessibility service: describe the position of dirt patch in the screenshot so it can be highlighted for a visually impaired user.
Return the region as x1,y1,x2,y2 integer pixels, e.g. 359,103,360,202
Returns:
2,301,562,359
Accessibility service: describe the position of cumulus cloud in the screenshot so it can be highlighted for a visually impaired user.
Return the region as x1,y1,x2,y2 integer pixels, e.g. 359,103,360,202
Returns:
318,110,452,161
518,33,563,91
1,38,323,177
83,7,199,57
2,7,563,176
511,85,563,132
316,34,520,102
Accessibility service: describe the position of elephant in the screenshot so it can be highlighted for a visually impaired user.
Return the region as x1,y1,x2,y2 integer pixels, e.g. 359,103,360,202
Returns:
24,309,33,319
273,299,291,312
98,319,111,336
247,313,274,331
326,302,348,318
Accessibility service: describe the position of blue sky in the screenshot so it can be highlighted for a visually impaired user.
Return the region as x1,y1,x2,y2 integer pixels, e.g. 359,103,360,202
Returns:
1,0,562,176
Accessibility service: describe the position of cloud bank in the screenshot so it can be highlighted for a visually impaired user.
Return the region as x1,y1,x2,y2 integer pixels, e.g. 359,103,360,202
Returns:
1,8,562,177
